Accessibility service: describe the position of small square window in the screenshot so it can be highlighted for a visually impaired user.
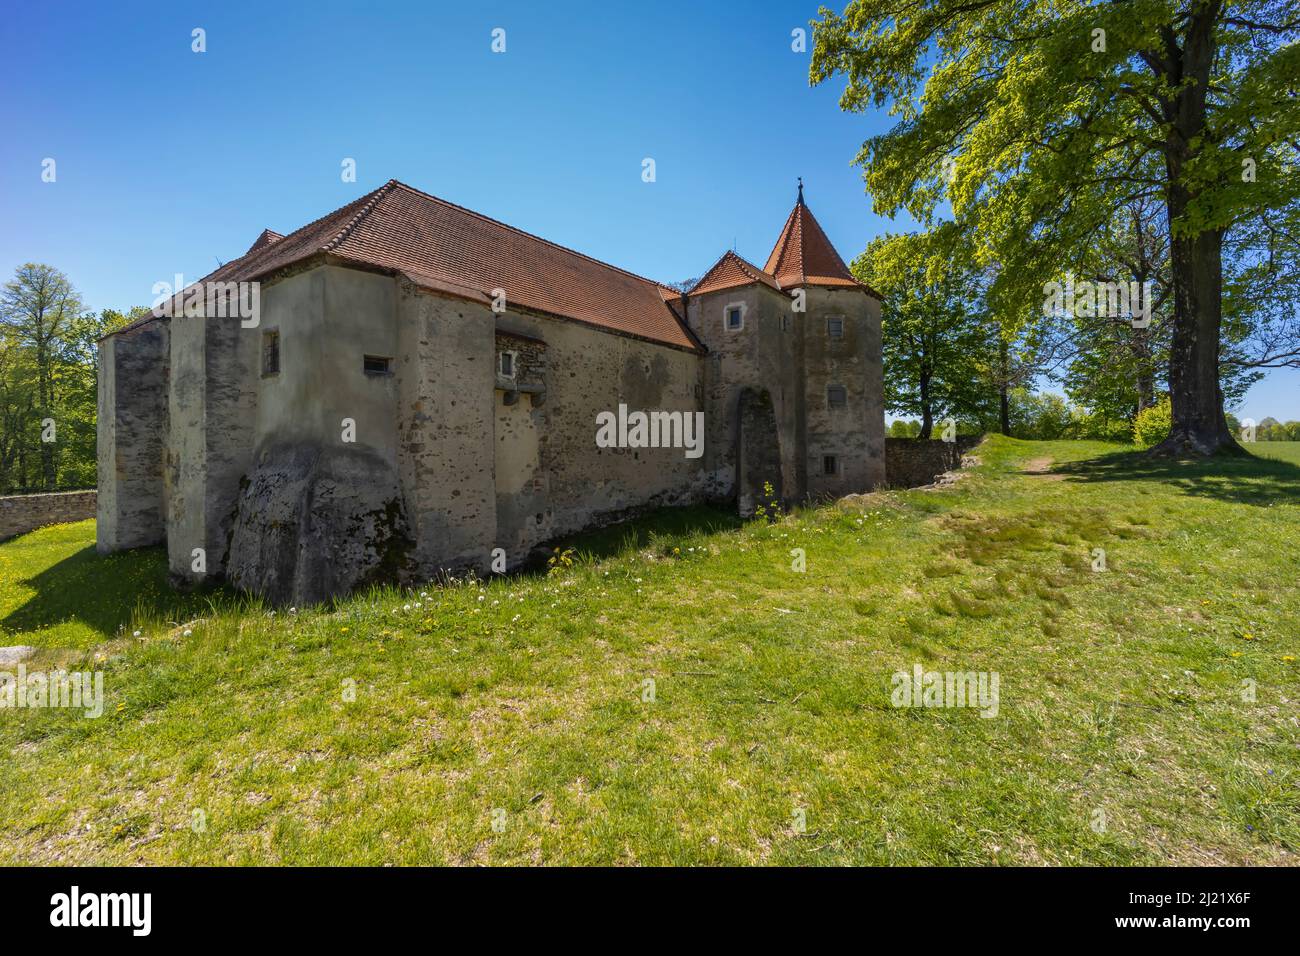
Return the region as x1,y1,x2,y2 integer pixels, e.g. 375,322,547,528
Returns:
823,455,839,476
498,351,516,379
726,306,744,331
827,317,845,339
827,385,847,408
363,355,392,375
261,330,280,376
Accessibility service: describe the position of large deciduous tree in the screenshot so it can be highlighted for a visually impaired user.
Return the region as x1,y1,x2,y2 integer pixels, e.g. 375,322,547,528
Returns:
1,264,85,488
812,0,1300,456
855,225,999,436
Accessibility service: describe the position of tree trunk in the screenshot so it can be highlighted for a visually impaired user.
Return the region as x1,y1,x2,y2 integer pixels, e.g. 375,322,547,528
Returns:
918,373,933,439
1130,324,1155,412
38,348,56,490
1156,236,1238,456
1149,0,1240,458
998,338,1011,434
1152,218,1240,457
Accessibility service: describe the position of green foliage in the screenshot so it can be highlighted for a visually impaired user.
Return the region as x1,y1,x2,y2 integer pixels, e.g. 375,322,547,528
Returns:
752,481,783,522
812,1,1300,448
546,547,577,576
1248,418,1300,442
854,225,999,434
1069,409,1134,444
1133,396,1173,448
1007,390,1073,440
0,265,143,493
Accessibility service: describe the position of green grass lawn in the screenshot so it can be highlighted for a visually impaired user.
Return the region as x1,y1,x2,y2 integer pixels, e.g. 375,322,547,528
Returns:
1,436,1296,865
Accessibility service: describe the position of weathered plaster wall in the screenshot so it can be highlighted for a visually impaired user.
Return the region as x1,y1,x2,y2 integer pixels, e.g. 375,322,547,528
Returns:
686,283,885,506
801,286,885,500
687,284,803,503
396,284,498,576
166,312,205,576
492,331,545,551
226,265,408,604
735,388,783,517
1,491,97,542
488,307,708,564
165,301,258,583
97,319,168,553
397,284,708,574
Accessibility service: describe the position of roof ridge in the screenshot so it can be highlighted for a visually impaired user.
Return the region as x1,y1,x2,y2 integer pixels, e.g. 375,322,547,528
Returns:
687,249,781,295
802,202,855,277
792,205,806,276
232,189,381,281
729,250,778,286
321,180,398,254
687,251,737,293
386,180,669,292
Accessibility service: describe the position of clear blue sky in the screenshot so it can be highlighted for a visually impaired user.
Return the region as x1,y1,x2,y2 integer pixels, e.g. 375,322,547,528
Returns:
1,0,1294,420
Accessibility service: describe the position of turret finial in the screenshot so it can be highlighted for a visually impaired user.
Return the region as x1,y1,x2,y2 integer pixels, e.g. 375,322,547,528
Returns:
797,177,804,204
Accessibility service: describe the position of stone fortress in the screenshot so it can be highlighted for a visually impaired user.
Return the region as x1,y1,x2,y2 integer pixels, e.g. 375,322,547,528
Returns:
97,179,885,604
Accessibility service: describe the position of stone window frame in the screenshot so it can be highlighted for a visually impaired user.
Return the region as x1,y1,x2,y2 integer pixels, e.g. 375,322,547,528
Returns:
498,349,519,380
826,315,845,340
724,302,746,332
780,314,789,332
261,329,280,377
827,384,848,408
363,354,393,376
823,454,839,475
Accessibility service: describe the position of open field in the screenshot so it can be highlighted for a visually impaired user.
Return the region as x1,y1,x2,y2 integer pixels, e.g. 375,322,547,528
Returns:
1,436,1296,864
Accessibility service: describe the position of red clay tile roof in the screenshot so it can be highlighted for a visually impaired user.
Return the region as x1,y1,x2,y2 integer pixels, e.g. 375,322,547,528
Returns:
111,180,702,348
107,184,878,345
688,250,782,296
245,229,284,254
764,199,865,291
110,181,699,350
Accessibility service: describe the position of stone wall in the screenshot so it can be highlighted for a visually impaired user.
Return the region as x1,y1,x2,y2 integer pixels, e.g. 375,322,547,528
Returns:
686,281,886,505
799,285,886,499
688,282,803,505
0,490,97,542
481,294,710,565
226,266,404,605
885,436,982,488
97,318,169,553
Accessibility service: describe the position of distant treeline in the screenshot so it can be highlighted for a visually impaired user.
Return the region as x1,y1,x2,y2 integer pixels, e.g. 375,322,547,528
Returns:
888,391,1298,444
0,263,145,493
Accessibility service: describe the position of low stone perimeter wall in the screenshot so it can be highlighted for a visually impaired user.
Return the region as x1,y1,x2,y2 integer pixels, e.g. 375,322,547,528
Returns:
0,490,97,542
885,436,982,488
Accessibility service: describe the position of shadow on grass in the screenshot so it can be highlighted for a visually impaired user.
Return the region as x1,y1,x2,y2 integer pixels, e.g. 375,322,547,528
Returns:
1052,447,1300,506
1,542,229,639
534,503,744,567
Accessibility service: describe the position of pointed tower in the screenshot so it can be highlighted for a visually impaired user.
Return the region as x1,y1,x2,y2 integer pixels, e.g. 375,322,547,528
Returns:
763,181,864,292
763,182,885,497
682,181,886,510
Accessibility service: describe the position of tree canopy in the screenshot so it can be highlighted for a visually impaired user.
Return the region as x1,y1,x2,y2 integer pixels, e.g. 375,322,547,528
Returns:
812,0,1300,455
